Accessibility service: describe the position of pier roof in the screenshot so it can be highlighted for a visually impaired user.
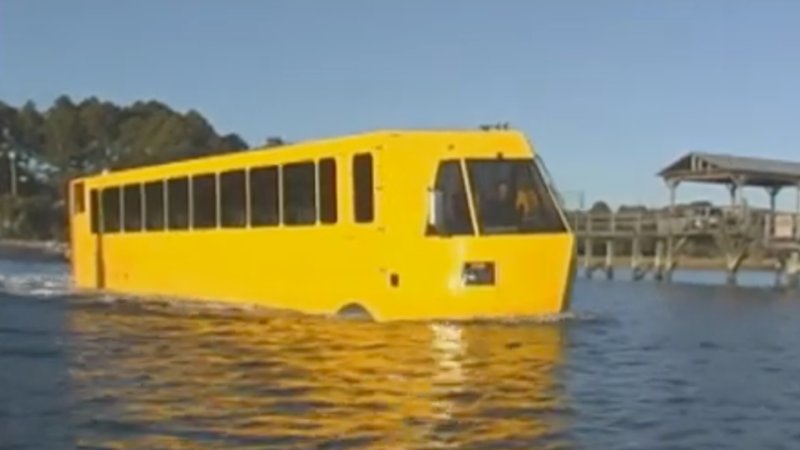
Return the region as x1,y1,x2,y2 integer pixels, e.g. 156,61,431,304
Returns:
658,152,800,188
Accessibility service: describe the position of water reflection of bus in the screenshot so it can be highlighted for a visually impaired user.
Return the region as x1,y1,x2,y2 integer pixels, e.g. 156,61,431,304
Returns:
68,305,568,448
67,130,575,321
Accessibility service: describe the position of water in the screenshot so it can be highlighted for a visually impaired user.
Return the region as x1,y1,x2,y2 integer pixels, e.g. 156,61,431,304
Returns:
3,260,800,449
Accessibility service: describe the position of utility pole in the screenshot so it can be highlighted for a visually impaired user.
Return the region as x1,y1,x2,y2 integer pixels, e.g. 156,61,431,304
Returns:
9,151,16,197
2,128,17,197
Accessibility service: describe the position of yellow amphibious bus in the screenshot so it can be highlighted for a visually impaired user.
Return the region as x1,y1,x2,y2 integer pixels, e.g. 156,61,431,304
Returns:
67,130,575,321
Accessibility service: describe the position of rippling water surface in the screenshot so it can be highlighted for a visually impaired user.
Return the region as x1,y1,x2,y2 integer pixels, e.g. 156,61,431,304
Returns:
3,259,800,449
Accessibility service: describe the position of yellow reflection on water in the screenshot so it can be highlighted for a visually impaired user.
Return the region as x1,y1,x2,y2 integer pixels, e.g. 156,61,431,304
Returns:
67,298,569,449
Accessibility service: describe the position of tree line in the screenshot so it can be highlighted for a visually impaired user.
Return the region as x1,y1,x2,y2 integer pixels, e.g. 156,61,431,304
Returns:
0,96,263,240
0,106,511,241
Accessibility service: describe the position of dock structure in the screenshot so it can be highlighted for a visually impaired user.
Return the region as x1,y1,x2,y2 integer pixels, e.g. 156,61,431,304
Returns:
569,151,800,288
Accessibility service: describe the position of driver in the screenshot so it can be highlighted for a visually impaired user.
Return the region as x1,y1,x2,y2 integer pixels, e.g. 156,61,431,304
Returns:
483,181,519,226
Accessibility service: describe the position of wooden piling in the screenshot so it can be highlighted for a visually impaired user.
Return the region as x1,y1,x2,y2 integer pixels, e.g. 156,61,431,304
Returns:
584,214,594,279
604,214,616,280
654,240,665,281
631,237,642,280
605,239,615,280
785,251,800,290
631,213,645,280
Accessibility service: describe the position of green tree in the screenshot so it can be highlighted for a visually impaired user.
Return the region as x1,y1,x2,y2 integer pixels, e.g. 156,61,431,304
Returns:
590,201,612,214
44,95,86,165
17,101,44,152
0,95,253,240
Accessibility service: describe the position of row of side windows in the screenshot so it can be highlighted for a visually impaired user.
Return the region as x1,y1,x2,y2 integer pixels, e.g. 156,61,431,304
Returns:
89,154,374,234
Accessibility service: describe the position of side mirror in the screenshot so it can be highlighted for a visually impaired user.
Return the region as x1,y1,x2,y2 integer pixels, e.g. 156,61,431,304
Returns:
427,188,446,234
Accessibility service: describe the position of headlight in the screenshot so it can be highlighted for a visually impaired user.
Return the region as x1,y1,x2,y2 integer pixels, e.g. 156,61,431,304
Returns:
462,262,495,286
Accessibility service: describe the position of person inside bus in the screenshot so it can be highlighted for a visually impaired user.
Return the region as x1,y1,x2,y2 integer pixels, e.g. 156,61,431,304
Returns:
515,181,539,220
508,165,537,218
482,180,520,227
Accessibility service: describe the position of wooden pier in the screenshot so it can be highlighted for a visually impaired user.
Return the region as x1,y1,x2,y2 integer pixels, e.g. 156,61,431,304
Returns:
570,151,800,288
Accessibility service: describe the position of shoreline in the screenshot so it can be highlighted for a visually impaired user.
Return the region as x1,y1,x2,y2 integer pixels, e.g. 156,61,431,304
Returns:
579,255,778,271
0,239,68,262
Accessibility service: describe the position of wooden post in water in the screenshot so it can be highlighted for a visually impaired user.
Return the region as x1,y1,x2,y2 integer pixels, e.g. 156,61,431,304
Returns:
584,212,594,279
605,213,615,280
766,186,780,245
774,257,783,288
631,213,645,281
763,213,772,245
795,184,800,241
725,257,738,285
654,240,665,281
724,176,747,286
789,185,800,289
786,251,800,290
665,180,679,282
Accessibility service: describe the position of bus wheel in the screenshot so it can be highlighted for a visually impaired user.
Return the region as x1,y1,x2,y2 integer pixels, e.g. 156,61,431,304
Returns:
336,302,374,321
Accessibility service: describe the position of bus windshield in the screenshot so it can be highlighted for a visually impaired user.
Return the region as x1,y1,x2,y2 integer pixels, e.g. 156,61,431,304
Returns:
466,158,566,235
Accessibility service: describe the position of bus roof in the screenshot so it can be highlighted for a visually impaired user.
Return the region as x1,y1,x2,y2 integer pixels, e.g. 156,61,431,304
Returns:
72,128,529,184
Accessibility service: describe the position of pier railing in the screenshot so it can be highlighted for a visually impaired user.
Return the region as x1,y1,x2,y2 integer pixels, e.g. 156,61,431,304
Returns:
566,206,785,241
567,211,766,238
565,207,800,287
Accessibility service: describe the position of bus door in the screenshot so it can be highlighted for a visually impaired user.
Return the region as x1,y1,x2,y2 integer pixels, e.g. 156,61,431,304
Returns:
88,188,105,289
346,150,387,308
94,189,105,289
68,182,101,288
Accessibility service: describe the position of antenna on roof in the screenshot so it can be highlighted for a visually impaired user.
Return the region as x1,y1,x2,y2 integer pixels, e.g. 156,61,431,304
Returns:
478,122,511,131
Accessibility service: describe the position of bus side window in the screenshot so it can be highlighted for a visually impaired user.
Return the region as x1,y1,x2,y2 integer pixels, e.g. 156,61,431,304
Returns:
192,173,218,229
167,177,190,230
123,184,142,232
220,170,246,228
250,166,280,226
353,153,373,223
101,187,121,233
73,182,85,214
90,189,100,234
144,181,165,231
283,162,316,225
319,158,337,224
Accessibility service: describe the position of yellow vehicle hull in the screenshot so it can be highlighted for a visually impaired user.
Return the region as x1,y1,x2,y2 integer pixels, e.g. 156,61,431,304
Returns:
68,130,575,322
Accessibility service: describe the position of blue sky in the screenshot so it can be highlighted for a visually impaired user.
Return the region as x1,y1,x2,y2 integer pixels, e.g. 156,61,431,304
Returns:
2,1,800,209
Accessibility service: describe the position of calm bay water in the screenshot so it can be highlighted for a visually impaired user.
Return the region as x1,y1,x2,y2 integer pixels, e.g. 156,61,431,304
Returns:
2,259,800,449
